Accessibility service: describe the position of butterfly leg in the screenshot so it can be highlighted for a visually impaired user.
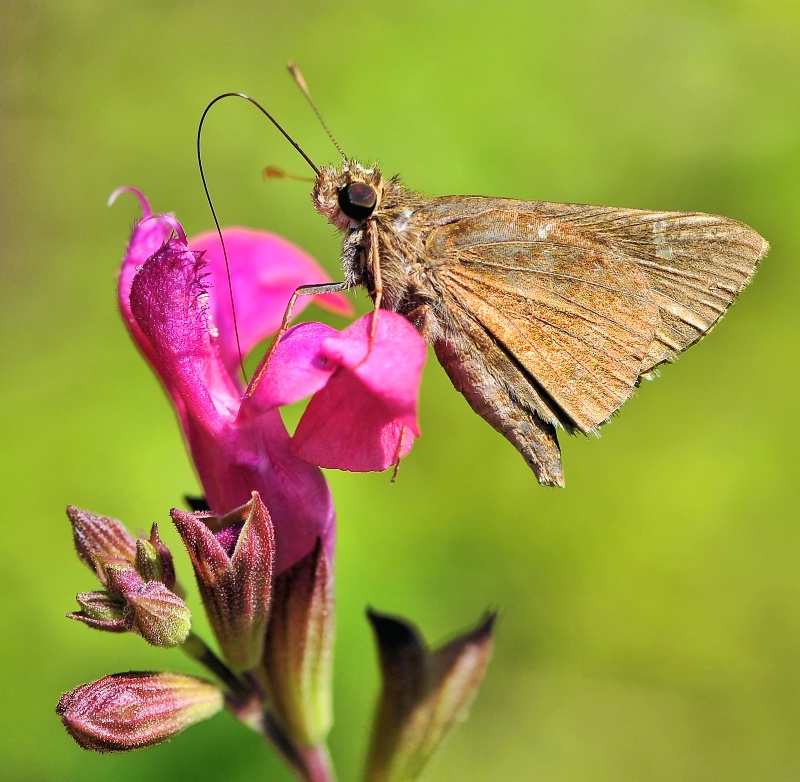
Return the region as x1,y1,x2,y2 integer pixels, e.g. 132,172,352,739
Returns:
366,219,385,348
245,280,351,398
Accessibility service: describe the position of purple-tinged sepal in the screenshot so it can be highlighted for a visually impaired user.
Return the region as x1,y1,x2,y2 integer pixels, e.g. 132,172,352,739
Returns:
136,523,178,593
57,671,223,752
365,610,496,782
68,591,126,632
103,560,191,647
261,539,334,753
171,492,275,671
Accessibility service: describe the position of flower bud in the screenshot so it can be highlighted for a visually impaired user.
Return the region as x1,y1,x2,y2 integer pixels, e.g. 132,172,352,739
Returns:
66,506,137,584
171,492,275,671
365,610,496,782
104,561,191,648
135,523,178,592
57,671,223,752
123,581,192,648
262,538,334,747
65,505,190,646
68,591,126,632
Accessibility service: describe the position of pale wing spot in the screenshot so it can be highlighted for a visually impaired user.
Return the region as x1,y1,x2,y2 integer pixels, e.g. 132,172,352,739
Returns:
652,219,675,260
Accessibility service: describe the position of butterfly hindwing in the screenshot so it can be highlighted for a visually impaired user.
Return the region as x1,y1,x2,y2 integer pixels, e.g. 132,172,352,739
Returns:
426,207,660,432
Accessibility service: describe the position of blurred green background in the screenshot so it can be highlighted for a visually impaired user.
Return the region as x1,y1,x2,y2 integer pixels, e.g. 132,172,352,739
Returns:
3,1,799,780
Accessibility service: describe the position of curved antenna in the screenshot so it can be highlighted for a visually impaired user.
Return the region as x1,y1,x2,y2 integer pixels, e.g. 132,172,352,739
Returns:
287,62,347,160
196,92,320,383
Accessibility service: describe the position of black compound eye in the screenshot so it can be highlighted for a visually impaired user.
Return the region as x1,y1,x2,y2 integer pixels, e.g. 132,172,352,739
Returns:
338,182,377,221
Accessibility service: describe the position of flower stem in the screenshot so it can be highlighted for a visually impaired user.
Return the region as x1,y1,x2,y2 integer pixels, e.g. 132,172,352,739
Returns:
296,743,337,782
263,713,337,782
182,632,267,731
181,631,248,698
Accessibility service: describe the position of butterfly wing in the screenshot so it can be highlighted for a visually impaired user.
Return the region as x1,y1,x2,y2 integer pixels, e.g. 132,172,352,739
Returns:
549,207,769,372
413,199,766,482
426,207,660,433
432,301,568,487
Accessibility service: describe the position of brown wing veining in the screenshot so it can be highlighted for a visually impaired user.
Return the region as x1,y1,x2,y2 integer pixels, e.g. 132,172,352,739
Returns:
554,208,768,371
418,198,767,374
427,209,660,433
406,197,766,483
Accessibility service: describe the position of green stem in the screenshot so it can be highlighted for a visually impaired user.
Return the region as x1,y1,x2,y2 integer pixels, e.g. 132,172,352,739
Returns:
181,631,249,698
263,712,337,782
181,635,336,780
182,632,267,730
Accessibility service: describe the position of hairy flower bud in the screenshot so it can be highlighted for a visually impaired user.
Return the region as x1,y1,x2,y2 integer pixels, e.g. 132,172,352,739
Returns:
67,506,137,584
171,492,275,671
57,672,222,752
68,591,126,632
66,507,188,645
103,561,191,647
135,523,178,592
123,581,192,648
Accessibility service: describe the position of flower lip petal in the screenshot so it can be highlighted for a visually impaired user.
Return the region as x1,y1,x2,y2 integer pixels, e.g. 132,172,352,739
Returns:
288,311,427,472
246,321,340,411
320,312,427,417
292,371,416,471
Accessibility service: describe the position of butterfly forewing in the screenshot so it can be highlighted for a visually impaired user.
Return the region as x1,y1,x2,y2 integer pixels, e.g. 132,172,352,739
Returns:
554,208,768,372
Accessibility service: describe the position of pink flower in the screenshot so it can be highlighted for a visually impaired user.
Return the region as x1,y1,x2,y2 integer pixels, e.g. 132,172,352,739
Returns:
115,189,426,571
260,315,425,471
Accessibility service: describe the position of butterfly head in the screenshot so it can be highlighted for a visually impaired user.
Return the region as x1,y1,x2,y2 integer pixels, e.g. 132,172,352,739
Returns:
312,160,385,232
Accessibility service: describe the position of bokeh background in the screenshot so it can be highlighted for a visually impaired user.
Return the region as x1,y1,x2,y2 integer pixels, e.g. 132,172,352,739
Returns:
3,1,799,780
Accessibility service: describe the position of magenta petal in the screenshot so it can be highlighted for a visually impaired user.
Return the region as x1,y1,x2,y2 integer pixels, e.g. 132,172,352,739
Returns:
128,238,240,432
116,192,174,368
248,322,340,410
188,229,352,378
290,312,427,472
116,194,337,573
230,405,336,572
292,372,416,471
322,312,427,426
